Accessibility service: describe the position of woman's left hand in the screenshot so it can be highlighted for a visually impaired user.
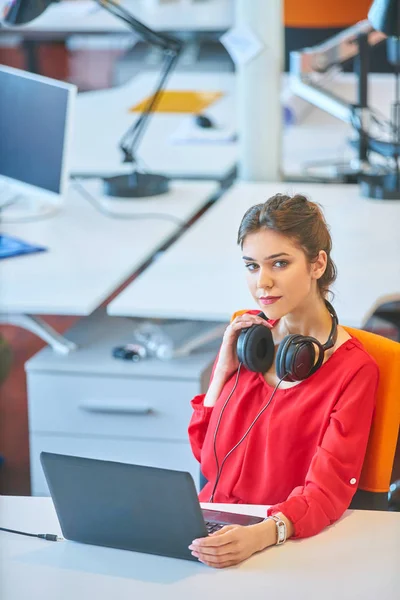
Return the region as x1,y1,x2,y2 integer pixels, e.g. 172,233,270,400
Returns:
189,524,263,568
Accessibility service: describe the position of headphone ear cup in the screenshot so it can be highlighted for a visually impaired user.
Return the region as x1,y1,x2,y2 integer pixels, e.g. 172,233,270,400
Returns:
288,339,316,381
236,328,247,365
307,341,325,375
275,334,297,380
237,324,274,373
276,335,323,382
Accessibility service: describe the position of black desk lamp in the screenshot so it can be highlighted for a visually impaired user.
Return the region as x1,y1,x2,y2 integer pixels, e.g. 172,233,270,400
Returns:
3,0,182,198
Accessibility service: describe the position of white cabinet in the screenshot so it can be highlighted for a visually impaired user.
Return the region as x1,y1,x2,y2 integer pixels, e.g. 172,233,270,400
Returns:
25,310,220,496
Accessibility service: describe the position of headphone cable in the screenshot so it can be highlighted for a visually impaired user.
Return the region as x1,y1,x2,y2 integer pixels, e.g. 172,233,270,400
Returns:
211,363,243,483
71,178,185,226
209,373,287,503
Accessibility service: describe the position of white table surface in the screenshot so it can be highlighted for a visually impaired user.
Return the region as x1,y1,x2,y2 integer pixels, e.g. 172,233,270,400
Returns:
0,179,218,315
72,71,237,180
108,181,400,328
72,73,394,182
3,0,233,34
1,496,399,600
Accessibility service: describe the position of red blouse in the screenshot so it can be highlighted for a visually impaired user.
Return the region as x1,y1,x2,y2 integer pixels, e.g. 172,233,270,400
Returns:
188,324,379,539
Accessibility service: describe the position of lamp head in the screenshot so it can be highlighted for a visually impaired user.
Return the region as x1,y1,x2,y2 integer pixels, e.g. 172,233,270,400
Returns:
2,0,56,25
368,0,400,37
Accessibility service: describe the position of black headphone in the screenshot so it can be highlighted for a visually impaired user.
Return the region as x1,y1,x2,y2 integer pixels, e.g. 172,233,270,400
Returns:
236,300,338,381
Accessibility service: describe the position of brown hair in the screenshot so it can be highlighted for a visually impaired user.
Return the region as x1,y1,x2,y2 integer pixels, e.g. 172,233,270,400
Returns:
237,193,337,299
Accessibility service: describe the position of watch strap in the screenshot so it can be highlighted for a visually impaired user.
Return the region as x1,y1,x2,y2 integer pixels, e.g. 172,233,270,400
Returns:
265,515,287,545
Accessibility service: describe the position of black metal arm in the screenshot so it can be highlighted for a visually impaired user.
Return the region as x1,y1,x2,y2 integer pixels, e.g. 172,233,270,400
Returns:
95,0,182,166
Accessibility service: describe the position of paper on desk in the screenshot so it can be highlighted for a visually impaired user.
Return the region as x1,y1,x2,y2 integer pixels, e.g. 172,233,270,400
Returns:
170,116,236,144
220,24,263,66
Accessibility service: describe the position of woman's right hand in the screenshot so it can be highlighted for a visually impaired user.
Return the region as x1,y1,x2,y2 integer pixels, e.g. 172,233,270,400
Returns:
214,313,272,381
203,313,273,408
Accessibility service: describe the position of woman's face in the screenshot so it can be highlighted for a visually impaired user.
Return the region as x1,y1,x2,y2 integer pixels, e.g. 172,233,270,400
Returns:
241,228,326,319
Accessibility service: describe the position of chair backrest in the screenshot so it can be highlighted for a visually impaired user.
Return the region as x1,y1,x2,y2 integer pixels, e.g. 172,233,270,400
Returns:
230,311,400,494
343,327,400,494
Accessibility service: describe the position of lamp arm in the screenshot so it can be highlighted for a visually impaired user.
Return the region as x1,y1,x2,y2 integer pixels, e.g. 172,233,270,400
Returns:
95,0,182,166
119,49,180,163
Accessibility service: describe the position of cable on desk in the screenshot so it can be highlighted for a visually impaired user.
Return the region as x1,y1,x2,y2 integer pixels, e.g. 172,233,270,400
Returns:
71,178,185,226
0,526,62,541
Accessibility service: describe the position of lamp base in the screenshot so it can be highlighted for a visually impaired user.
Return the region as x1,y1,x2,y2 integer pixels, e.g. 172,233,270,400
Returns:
103,171,170,198
359,172,400,200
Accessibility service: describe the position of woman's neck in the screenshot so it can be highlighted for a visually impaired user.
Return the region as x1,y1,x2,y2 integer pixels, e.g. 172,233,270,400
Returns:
279,296,333,341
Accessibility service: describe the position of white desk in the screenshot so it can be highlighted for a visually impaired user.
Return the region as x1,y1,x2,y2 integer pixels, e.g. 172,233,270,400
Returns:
0,179,218,351
1,496,399,600
73,71,237,181
108,181,400,328
73,73,394,182
2,0,233,36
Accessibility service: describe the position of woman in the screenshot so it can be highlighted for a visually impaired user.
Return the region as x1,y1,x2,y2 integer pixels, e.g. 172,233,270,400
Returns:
188,193,379,568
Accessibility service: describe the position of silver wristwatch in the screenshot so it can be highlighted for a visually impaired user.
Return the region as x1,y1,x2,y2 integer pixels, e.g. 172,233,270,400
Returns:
266,515,287,545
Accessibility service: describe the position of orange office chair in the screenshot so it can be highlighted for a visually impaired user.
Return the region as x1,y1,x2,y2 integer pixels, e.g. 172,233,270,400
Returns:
343,327,400,510
231,310,400,510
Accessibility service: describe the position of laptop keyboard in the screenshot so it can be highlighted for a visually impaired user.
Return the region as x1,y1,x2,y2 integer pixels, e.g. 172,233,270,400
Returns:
205,521,224,534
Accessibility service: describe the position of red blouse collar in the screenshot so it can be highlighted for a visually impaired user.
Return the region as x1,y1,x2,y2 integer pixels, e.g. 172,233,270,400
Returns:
266,318,280,328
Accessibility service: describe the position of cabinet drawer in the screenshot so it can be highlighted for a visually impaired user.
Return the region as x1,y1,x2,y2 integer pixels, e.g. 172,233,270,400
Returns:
27,373,199,441
30,434,200,496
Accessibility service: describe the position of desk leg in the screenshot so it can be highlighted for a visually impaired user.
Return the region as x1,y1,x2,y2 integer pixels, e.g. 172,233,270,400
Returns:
22,41,41,74
0,314,78,354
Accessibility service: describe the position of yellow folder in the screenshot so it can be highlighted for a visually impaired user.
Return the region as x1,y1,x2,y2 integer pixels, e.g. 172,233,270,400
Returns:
129,90,223,113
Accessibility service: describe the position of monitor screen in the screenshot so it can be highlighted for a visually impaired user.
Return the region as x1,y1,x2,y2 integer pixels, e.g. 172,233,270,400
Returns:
0,65,76,196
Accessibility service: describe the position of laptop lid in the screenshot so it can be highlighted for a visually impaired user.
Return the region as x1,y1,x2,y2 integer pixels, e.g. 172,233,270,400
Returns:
40,452,208,561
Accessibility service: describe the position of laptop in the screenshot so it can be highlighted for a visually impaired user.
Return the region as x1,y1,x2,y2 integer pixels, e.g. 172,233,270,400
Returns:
40,452,264,562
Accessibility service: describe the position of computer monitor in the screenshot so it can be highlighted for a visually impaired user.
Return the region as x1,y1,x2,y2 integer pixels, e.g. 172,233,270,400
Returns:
0,65,76,222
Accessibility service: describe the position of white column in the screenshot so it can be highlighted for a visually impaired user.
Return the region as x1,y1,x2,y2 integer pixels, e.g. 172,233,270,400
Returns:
235,0,283,181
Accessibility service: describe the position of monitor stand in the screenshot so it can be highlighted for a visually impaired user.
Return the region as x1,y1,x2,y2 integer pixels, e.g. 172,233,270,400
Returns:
0,179,62,223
